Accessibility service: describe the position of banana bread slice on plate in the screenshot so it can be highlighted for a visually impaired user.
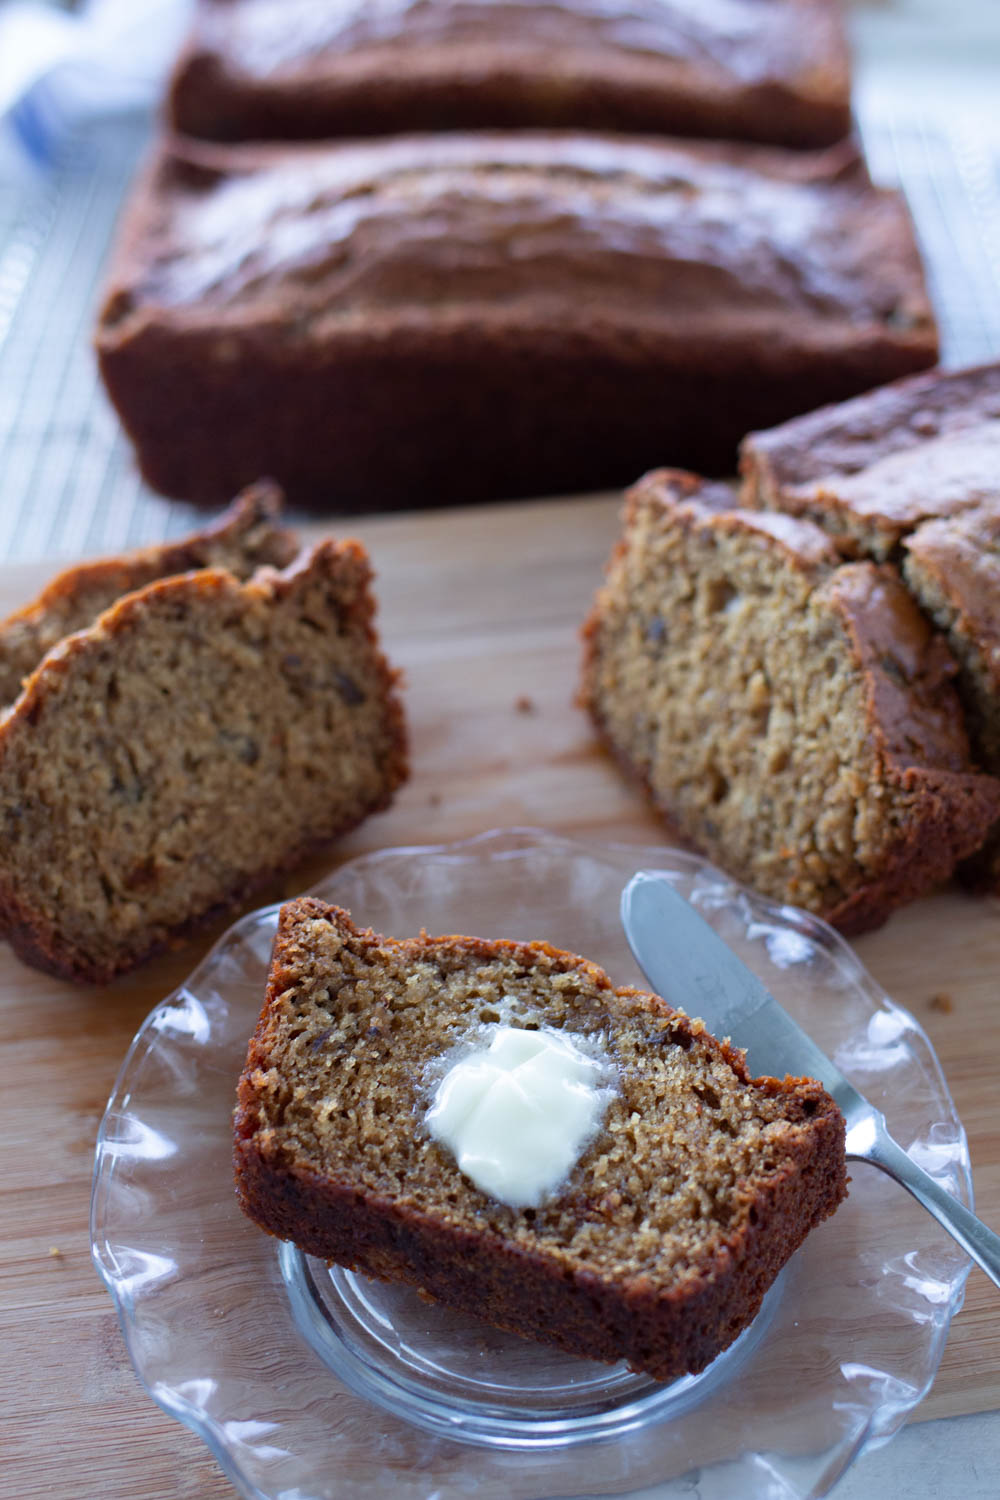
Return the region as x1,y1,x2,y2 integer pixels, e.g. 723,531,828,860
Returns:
580,469,1000,932
234,897,847,1383
0,546,406,982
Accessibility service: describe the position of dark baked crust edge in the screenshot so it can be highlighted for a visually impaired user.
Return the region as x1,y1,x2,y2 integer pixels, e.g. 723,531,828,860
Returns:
233,1109,845,1380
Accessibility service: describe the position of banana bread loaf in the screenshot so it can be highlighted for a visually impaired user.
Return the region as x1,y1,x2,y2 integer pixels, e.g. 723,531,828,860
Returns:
740,362,1000,886
169,0,851,150
0,547,407,982
580,470,1000,933
234,897,847,1382
95,133,936,509
0,481,296,706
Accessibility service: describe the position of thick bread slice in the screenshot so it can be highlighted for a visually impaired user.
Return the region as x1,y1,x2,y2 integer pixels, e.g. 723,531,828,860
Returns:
234,898,847,1383
741,362,1000,889
0,481,298,706
0,548,406,983
580,470,1000,933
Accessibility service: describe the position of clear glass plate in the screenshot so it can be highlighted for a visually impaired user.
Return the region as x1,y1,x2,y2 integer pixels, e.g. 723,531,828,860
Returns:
91,828,972,1500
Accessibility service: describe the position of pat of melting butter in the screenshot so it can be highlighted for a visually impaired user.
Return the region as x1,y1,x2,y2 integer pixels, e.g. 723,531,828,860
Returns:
425,1025,613,1208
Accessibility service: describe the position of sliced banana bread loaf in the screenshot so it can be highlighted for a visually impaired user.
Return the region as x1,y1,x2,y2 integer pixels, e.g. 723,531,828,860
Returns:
0,548,406,982
580,470,1000,933
0,481,297,705
740,362,1000,886
169,0,851,149
234,898,847,1382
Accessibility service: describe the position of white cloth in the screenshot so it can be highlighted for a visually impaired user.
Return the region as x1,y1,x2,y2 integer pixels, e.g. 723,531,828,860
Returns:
0,0,192,168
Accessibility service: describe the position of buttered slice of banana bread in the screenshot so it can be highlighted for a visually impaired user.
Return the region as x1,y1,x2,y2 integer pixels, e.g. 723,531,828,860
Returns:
0,548,406,983
580,469,1000,933
234,898,847,1382
0,481,297,706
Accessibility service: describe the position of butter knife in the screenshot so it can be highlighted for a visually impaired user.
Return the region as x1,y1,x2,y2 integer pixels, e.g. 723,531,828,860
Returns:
621,870,1000,1291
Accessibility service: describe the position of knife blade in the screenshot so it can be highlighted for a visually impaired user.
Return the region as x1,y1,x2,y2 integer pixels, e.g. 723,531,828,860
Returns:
620,869,1000,1291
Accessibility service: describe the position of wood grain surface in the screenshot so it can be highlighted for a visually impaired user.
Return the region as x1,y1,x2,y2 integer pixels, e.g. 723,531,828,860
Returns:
1,493,998,1500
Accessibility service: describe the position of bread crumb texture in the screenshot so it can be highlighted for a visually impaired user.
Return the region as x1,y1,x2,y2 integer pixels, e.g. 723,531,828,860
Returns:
234,899,847,1380
0,544,406,983
581,470,1000,933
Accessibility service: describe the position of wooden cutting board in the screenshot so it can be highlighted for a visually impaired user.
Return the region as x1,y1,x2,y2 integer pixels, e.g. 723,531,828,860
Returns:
2,493,998,1500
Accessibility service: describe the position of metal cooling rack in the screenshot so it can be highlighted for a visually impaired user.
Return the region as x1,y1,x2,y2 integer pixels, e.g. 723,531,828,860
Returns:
1,94,999,565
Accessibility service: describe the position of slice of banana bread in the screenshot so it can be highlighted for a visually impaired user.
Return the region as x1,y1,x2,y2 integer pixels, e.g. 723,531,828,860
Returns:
580,470,1000,933
0,548,406,983
234,898,847,1382
740,362,1000,887
0,481,297,706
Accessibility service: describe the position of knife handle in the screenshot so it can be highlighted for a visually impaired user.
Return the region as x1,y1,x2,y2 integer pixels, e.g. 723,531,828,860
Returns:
860,1126,1000,1292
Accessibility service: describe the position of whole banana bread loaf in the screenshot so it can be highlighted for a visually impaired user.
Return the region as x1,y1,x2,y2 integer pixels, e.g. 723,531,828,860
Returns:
580,469,1000,932
740,362,1000,887
95,133,936,509
234,898,847,1382
169,0,851,149
0,547,407,982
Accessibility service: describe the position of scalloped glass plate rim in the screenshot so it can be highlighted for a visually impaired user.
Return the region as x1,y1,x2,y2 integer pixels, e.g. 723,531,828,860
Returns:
90,826,973,1500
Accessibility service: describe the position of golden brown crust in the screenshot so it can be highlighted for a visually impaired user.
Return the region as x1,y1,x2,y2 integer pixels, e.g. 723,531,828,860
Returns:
169,0,851,149
0,481,298,706
234,899,847,1381
95,133,936,507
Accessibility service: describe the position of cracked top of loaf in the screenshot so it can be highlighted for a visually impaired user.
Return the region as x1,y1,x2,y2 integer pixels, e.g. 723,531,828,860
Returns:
741,362,1000,551
168,0,851,148
97,132,936,357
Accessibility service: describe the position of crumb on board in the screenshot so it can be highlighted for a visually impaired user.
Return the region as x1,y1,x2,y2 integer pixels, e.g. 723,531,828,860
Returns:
428,791,441,807
49,1247,63,1258
515,695,536,714
928,992,955,1014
